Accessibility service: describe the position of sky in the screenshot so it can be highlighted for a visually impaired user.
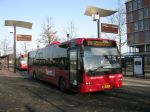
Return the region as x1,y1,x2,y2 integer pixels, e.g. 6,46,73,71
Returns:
0,0,126,55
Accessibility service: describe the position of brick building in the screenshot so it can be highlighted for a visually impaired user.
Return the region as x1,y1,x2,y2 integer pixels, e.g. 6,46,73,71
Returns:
125,0,150,65
126,0,150,53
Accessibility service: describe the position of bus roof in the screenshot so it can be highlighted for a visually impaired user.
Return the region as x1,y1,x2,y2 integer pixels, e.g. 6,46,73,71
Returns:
46,41,60,47
59,38,116,48
29,38,117,53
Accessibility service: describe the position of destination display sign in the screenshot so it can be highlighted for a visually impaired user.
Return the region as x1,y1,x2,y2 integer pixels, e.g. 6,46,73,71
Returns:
84,40,116,47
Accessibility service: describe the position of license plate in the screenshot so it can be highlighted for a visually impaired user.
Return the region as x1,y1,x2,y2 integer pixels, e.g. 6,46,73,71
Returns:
102,84,111,89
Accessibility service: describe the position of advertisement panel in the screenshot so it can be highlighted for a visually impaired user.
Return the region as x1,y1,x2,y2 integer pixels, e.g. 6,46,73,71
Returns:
133,57,144,76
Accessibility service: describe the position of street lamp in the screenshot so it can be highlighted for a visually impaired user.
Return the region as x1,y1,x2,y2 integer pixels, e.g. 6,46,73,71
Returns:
66,30,70,41
4,20,32,73
84,6,117,38
67,33,69,41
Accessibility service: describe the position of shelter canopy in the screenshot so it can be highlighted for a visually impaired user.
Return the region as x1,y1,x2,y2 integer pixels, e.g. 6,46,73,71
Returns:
5,20,32,29
84,6,117,17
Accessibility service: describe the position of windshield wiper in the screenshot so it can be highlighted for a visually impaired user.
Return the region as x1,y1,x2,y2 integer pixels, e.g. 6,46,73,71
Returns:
88,66,105,74
88,64,121,74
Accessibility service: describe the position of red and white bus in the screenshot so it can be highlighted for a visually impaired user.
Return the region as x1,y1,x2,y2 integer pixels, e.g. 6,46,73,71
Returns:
16,54,28,70
28,38,123,93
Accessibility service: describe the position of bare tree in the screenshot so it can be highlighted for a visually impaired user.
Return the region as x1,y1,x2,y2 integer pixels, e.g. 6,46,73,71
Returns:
63,21,77,40
18,42,30,54
0,37,12,55
106,0,126,55
38,17,58,46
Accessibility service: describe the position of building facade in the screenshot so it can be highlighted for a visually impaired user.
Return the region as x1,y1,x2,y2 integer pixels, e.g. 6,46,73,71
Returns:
126,0,150,53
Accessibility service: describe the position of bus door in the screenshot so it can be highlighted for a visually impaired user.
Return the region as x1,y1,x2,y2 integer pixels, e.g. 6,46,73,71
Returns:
69,48,78,91
36,52,43,79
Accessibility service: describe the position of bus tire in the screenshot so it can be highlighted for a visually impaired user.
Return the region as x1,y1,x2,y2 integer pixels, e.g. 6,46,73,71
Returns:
59,77,66,92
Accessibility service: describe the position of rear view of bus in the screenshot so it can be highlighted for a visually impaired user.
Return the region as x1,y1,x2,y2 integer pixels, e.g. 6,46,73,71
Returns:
78,39,123,93
16,54,28,70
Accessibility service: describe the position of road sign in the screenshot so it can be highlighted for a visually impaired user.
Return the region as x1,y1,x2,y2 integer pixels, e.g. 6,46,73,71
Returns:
101,23,118,34
17,34,32,41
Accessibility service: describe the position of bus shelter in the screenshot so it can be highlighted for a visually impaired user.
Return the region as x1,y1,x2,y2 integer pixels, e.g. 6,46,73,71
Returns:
123,52,150,77
0,54,13,71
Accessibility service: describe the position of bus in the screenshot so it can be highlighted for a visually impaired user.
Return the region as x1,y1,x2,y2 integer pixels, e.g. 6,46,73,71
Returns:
16,54,28,70
28,38,123,93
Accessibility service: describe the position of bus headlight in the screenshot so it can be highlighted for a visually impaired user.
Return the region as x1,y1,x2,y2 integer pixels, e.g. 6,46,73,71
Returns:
109,75,115,78
86,82,92,85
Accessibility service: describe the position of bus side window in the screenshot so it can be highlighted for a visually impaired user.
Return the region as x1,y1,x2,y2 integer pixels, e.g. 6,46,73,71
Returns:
63,58,69,69
65,58,69,69
47,58,50,66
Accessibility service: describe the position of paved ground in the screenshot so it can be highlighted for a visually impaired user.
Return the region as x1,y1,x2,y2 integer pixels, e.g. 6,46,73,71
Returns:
0,69,150,112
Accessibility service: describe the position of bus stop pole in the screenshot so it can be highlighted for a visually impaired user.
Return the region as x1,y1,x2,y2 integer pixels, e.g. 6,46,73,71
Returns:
97,19,100,38
13,25,16,73
97,16,101,38
7,55,9,71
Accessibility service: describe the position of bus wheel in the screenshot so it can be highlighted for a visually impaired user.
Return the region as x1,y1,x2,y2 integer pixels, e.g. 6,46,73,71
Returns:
59,77,66,92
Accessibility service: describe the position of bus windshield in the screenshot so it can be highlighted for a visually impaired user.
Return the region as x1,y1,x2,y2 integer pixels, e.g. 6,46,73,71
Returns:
20,57,27,64
83,47,121,75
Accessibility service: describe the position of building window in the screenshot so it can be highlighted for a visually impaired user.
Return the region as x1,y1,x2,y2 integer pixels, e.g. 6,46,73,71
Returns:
137,0,142,9
144,19,150,30
130,33,134,43
129,13,133,22
128,33,134,45
133,0,137,10
144,8,149,18
128,2,133,12
134,33,139,43
144,31,150,42
138,10,143,20
139,20,143,31
139,46,145,52
134,22,138,32
146,45,150,52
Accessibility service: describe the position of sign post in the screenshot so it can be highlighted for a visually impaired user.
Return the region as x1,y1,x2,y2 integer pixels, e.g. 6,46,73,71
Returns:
84,6,117,38
5,20,32,73
14,25,16,73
